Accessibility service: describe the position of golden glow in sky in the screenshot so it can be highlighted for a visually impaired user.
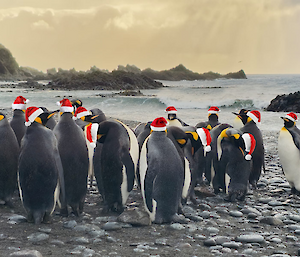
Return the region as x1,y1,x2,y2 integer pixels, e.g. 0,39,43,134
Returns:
1,0,300,74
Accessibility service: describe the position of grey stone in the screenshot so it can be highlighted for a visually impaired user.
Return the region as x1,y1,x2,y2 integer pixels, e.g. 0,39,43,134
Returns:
63,220,77,229
169,223,185,230
101,222,123,231
117,207,150,226
204,238,216,246
236,234,265,243
72,237,89,244
206,227,219,234
155,238,168,246
200,211,211,219
27,233,49,243
288,214,300,222
222,241,242,249
9,250,43,257
229,211,243,217
260,216,283,225
7,214,27,224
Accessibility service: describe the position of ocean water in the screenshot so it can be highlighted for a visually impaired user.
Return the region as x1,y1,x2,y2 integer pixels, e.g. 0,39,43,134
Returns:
1,74,300,132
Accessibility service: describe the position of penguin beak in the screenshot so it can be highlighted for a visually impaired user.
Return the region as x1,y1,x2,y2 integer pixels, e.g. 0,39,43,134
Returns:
232,112,239,116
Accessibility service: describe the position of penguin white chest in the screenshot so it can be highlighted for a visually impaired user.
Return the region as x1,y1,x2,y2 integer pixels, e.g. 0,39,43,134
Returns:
278,128,300,190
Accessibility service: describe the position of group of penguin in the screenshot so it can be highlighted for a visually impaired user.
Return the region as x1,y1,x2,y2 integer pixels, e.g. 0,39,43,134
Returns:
0,95,299,225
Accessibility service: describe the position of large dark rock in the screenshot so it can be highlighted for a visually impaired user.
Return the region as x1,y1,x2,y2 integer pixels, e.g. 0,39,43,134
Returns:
266,91,300,112
0,44,19,76
123,64,247,81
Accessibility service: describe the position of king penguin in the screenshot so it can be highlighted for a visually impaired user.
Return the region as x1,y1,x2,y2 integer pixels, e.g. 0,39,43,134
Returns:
139,117,185,223
54,99,89,216
10,96,29,146
213,127,255,201
87,119,139,213
18,107,65,224
0,113,19,207
166,106,189,127
278,112,300,194
195,106,221,131
235,110,265,188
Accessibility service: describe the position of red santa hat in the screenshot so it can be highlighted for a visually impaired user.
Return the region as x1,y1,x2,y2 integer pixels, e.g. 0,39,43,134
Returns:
85,123,99,148
151,117,169,131
165,106,177,114
285,112,298,122
242,133,256,161
196,127,212,152
25,107,44,127
247,110,261,124
73,106,91,120
12,96,29,110
208,106,220,114
56,98,74,113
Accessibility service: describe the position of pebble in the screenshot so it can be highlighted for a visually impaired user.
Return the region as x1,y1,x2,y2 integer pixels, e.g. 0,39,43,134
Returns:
260,216,283,225
63,220,77,229
236,234,265,243
101,222,123,231
27,233,49,243
9,250,43,257
169,223,185,230
229,210,244,217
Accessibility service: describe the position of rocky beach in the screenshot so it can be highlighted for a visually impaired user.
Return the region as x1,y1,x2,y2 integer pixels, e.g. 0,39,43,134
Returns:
0,109,300,257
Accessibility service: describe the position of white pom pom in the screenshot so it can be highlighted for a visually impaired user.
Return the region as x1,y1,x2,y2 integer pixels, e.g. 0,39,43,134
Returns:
72,116,77,120
25,121,31,127
205,145,211,152
56,101,61,106
245,154,252,161
25,99,30,103
90,142,96,148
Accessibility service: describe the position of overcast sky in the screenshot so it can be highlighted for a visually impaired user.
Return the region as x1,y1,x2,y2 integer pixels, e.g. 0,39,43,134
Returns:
1,0,300,74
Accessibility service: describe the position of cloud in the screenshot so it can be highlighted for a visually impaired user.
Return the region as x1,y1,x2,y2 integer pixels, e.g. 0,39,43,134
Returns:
0,0,300,73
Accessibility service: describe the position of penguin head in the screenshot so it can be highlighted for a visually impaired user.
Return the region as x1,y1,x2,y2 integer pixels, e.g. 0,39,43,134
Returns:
25,107,58,127
73,106,92,121
281,112,298,128
71,99,83,110
150,117,168,132
232,109,249,125
166,106,177,120
246,110,261,125
208,106,220,118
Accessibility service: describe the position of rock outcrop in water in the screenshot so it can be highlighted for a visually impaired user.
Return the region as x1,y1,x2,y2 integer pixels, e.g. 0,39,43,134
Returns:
0,44,247,90
119,64,247,81
266,91,300,112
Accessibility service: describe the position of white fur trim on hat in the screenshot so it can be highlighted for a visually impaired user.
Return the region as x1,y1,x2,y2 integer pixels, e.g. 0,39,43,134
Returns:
12,103,26,110
150,125,167,131
73,110,91,120
60,106,74,113
167,110,177,114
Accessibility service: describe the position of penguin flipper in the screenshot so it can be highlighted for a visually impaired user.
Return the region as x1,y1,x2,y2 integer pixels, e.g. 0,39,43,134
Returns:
54,148,66,208
144,171,156,213
290,129,300,150
122,152,135,192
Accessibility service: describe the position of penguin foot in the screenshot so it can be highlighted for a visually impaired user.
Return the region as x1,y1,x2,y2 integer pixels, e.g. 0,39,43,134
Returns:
225,191,246,202
60,207,69,217
171,214,188,224
43,213,52,224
